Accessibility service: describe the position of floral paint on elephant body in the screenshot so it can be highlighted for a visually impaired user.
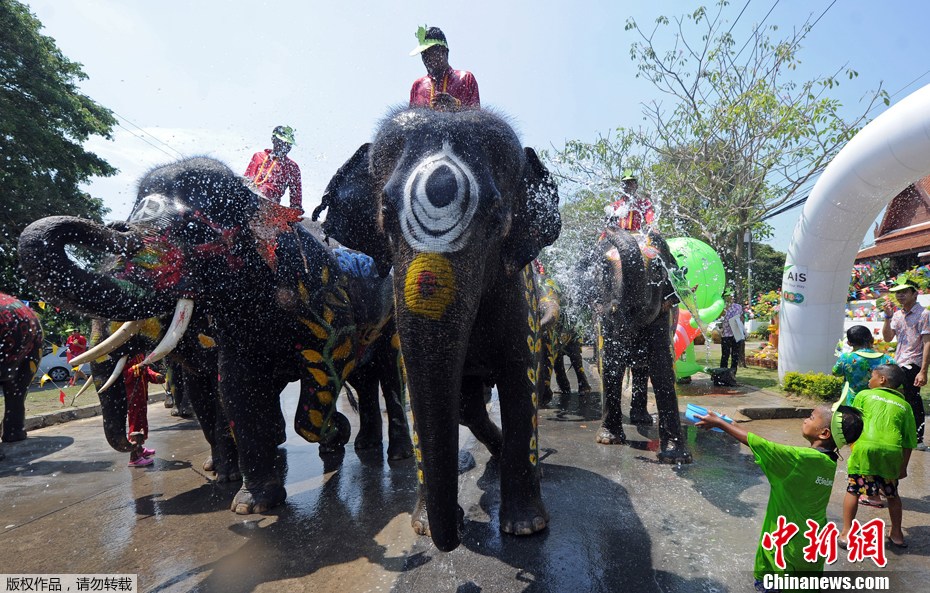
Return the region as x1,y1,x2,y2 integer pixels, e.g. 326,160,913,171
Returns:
522,267,543,467
293,270,356,444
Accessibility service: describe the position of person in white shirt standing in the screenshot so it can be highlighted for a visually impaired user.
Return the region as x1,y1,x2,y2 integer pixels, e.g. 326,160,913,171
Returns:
881,277,930,451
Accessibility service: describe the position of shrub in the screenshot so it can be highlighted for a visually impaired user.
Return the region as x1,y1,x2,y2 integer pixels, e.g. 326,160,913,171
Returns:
781,371,842,401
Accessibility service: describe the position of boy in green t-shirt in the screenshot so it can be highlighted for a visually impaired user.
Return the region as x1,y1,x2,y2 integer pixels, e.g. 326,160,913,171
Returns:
841,364,916,548
697,404,863,591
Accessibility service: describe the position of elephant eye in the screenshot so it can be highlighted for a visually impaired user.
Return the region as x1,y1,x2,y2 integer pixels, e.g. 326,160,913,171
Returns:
400,141,479,253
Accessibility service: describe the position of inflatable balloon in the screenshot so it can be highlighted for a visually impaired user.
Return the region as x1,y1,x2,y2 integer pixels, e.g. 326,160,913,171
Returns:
667,237,726,329
667,237,726,379
675,342,704,379
674,310,702,359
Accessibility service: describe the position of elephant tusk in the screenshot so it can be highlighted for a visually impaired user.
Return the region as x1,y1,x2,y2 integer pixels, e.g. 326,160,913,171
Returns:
69,320,144,366
141,299,194,367
99,356,129,393
74,374,95,398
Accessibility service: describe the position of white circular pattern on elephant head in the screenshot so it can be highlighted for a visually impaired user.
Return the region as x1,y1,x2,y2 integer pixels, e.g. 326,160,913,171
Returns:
130,194,170,223
400,141,479,253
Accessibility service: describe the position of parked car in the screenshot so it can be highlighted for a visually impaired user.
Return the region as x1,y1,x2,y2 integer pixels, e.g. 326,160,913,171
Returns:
36,344,90,384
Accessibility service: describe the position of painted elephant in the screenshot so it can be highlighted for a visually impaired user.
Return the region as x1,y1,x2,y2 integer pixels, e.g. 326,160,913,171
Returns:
315,107,561,551
582,228,692,464
77,311,242,481
1,293,43,445
18,156,412,514
534,262,561,407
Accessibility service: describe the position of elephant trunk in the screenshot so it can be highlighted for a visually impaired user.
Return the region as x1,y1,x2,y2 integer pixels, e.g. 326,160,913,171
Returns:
394,253,486,552
18,216,170,320
90,355,133,452
402,321,466,552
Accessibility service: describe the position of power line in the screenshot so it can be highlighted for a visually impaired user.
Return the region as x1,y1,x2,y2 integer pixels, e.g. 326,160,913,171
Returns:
110,110,185,159
733,0,779,61
727,0,753,36
114,121,180,161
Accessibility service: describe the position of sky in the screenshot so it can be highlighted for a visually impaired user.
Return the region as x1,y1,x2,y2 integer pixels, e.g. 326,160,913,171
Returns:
19,0,930,254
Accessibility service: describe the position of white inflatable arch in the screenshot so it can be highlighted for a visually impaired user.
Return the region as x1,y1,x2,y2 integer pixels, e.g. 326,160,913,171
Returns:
780,83,930,378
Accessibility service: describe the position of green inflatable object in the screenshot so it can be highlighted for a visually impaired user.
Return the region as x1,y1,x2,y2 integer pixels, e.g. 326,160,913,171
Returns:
667,237,726,378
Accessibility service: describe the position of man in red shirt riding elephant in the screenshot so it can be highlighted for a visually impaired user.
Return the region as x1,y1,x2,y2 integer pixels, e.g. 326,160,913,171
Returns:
244,125,303,212
409,26,480,111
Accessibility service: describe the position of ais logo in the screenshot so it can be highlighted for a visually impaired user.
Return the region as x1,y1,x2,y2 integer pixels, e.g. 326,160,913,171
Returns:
784,291,805,303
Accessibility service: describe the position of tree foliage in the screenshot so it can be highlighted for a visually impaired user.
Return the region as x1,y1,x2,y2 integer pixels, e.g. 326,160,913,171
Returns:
546,1,888,292
748,242,786,300
0,0,117,296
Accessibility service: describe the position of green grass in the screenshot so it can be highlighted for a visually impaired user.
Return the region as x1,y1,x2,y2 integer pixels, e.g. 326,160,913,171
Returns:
694,339,930,406
1,383,167,418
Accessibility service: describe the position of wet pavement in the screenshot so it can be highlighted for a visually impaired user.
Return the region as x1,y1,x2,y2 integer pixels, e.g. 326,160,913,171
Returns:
1,368,928,592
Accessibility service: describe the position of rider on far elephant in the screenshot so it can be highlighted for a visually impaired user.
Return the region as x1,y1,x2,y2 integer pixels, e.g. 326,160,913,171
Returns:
581,182,692,464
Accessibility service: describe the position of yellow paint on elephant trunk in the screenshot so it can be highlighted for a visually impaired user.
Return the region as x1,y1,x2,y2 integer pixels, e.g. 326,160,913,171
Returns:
403,253,456,320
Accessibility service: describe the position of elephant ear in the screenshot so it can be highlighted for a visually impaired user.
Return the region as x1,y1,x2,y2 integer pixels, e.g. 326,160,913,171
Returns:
312,143,392,276
502,147,562,274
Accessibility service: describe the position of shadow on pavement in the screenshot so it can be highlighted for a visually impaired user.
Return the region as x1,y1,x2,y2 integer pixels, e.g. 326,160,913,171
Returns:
147,452,417,593
393,458,728,593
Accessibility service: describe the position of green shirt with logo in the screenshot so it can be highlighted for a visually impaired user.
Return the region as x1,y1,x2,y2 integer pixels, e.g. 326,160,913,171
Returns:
849,387,917,479
747,433,837,579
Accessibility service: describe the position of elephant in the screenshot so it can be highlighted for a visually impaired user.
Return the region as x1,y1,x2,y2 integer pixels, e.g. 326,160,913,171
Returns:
533,269,592,400
1,293,43,445
18,156,412,514
581,227,693,464
315,107,561,551
79,311,242,482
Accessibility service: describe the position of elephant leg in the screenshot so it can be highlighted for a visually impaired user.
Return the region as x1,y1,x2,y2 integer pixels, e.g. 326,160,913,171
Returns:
566,340,592,393
352,367,383,452
629,368,653,425
495,274,547,537
495,361,548,536
377,339,413,461
553,352,571,393
2,382,27,443
597,329,627,444
647,316,692,464
219,350,287,515
1,359,33,443
183,368,240,482
538,339,555,407
460,376,502,458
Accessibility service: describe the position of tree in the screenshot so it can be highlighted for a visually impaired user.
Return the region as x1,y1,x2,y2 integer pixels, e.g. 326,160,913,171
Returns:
748,242,786,301
0,0,117,296
548,1,887,291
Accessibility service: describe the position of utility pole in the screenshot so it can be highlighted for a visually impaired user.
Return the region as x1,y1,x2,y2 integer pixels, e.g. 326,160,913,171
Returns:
744,230,753,307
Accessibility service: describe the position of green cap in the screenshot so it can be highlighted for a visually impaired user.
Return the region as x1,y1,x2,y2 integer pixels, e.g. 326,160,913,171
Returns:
410,25,448,56
830,401,863,449
273,125,296,145
65,327,77,333
621,169,636,182
889,276,919,292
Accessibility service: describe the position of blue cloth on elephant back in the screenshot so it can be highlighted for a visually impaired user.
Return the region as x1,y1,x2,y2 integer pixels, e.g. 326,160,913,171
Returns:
332,248,378,279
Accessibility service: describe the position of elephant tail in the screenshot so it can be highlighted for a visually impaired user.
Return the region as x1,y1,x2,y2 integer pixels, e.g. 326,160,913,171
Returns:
342,382,359,414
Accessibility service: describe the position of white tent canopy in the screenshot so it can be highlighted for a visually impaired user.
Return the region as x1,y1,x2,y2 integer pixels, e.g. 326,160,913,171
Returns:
780,84,930,377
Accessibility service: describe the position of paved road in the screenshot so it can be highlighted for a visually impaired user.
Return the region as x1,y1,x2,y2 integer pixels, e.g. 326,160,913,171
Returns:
1,378,928,592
